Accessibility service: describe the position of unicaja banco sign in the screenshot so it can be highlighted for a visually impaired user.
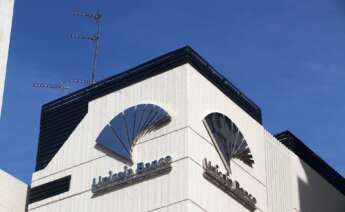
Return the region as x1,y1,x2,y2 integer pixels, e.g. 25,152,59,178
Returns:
92,156,172,194
203,113,257,211
96,104,171,161
92,104,256,209
203,112,254,174
203,158,257,211
92,104,172,194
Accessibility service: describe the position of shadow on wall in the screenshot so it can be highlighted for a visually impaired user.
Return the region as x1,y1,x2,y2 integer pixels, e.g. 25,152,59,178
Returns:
297,160,345,212
275,131,345,212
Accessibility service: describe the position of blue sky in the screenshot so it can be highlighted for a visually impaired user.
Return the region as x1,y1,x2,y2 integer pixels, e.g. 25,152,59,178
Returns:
1,0,345,184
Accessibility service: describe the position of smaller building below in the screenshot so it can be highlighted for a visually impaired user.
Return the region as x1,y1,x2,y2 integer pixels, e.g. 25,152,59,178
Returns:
0,169,28,212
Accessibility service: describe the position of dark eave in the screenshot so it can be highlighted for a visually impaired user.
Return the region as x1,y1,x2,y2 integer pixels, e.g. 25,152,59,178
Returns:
42,46,262,123
275,131,345,196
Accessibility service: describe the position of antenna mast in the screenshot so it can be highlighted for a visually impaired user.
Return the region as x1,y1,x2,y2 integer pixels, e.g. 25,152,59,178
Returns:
33,10,102,95
32,82,69,94
72,10,102,84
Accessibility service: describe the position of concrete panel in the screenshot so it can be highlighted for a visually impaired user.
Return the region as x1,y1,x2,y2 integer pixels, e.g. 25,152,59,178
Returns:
0,0,14,115
187,128,267,211
187,159,257,212
264,130,345,212
264,130,294,212
186,64,267,185
29,159,189,212
0,170,27,212
29,127,189,209
292,156,345,212
32,64,189,181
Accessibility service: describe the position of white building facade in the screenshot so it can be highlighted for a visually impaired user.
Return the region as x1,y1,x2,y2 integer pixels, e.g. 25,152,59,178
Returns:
0,2,28,212
0,170,27,212
0,0,14,115
28,47,345,212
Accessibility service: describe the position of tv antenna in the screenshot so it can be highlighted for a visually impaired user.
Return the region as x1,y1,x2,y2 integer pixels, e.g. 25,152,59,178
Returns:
32,82,70,94
32,79,93,93
33,10,101,95
71,10,102,84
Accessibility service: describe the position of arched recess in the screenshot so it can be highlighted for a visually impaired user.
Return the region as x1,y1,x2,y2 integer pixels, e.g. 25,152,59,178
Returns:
203,112,254,173
96,104,171,162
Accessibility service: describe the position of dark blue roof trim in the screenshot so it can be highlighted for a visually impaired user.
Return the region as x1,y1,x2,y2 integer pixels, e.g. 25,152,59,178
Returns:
35,46,262,171
275,131,345,196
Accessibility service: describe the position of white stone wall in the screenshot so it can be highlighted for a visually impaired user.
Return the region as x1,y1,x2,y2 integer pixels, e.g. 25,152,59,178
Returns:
29,63,345,212
264,130,345,212
264,130,294,212
0,170,27,212
185,64,267,212
0,0,14,116
29,65,192,212
186,64,345,212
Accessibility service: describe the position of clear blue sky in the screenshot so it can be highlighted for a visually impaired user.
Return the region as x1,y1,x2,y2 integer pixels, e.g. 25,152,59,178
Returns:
1,0,344,184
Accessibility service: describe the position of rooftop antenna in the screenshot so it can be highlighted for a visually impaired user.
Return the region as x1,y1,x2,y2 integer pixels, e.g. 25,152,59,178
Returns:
33,10,101,95
71,10,102,84
32,79,91,94
32,82,70,94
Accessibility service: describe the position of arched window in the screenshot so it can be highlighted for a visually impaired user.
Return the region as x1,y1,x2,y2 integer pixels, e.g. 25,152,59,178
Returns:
96,104,171,161
203,112,254,173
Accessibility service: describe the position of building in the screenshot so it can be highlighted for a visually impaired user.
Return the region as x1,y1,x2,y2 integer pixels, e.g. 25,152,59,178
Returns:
0,0,14,116
0,2,28,212
0,170,27,212
27,46,344,212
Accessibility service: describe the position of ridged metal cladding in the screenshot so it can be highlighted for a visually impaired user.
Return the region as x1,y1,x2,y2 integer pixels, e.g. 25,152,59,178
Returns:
203,112,254,172
96,104,171,160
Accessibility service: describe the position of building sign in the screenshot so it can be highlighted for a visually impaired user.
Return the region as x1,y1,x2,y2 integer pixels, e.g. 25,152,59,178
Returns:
203,112,254,174
91,156,172,194
96,104,171,162
202,158,257,211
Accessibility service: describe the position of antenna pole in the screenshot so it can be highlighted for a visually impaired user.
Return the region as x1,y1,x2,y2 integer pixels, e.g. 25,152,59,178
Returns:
32,10,102,96
91,11,101,84
72,10,102,84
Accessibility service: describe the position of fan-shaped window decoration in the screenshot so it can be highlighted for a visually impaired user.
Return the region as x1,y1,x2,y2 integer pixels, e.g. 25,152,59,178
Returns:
96,104,171,161
203,113,254,173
